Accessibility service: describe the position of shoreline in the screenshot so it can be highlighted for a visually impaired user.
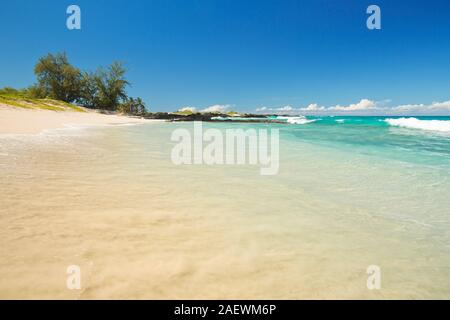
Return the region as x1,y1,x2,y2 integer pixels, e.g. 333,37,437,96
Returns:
0,105,161,135
0,105,288,136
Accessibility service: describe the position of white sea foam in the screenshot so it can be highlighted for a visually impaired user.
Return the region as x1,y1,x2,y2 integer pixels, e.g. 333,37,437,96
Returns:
277,116,317,125
385,118,450,132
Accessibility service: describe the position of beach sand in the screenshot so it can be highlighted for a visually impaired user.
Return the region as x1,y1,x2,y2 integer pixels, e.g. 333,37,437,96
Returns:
1,108,450,299
0,105,155,135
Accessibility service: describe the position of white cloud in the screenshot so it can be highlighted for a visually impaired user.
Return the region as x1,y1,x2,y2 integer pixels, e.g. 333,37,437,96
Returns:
432,101,450,110
276,105,293,112
393,100,450,114
254,99,450,115
201,104,232,113
255,105,295,114
301,103,326,111
296,99,379,114
329,99,378,111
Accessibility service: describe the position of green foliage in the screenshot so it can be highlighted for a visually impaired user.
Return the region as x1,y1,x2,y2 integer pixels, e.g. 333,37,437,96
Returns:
2,52,147,114
78,72,98,108
25,84,47,99
88,62,130,110
226,110,241,117
118,97,147,115
0,87,23,96
34,53,82,102
0,87,35,99
173,108,196,116
0,91,86,112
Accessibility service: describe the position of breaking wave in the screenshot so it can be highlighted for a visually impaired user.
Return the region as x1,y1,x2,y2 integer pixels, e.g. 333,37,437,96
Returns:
277,116,317,125
385,118,450,133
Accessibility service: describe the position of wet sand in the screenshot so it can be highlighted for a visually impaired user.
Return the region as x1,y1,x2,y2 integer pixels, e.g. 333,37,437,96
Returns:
1,121,450,299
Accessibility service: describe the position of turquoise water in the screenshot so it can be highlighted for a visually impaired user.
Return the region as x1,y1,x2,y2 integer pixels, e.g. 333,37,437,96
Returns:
214,115,450,166
1,116,450,298
279,116,450,167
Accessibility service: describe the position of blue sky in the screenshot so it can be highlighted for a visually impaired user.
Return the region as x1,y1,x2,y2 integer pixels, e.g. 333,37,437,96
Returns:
1,0,450,114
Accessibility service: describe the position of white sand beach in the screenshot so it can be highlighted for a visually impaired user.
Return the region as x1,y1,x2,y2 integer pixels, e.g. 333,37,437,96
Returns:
1,104,450,299
0,105,155,135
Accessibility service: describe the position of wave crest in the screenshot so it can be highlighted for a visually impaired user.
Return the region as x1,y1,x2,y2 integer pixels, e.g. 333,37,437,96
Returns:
385,118,450,132
276,116,317,125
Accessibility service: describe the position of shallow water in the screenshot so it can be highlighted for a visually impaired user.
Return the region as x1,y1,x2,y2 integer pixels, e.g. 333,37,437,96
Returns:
1,118,450,299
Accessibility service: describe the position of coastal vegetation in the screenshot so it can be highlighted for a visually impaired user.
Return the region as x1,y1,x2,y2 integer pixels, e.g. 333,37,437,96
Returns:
1,52,268,121
1,53,147,115
0,87,85,112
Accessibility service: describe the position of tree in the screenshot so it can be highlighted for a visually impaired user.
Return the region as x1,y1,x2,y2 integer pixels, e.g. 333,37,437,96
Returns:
9,52,146,112
91,62,129,110
118,97,147,115
25,84,47,99
34,53,82,102
78,71,99,108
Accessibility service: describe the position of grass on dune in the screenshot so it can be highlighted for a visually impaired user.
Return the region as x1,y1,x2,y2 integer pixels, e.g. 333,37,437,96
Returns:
0,94,86,112
172,109,195,116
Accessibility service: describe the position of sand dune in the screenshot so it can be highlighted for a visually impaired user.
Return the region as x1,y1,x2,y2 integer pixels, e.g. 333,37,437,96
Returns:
0,105,157,135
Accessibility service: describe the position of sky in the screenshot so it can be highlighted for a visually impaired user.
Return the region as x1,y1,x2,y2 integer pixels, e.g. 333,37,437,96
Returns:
1,0,450,114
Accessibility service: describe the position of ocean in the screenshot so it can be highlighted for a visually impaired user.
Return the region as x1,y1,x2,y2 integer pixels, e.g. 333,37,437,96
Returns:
1,116,450,299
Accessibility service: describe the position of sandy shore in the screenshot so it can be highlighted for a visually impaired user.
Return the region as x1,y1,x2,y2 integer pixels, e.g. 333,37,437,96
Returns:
0,105,158,135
